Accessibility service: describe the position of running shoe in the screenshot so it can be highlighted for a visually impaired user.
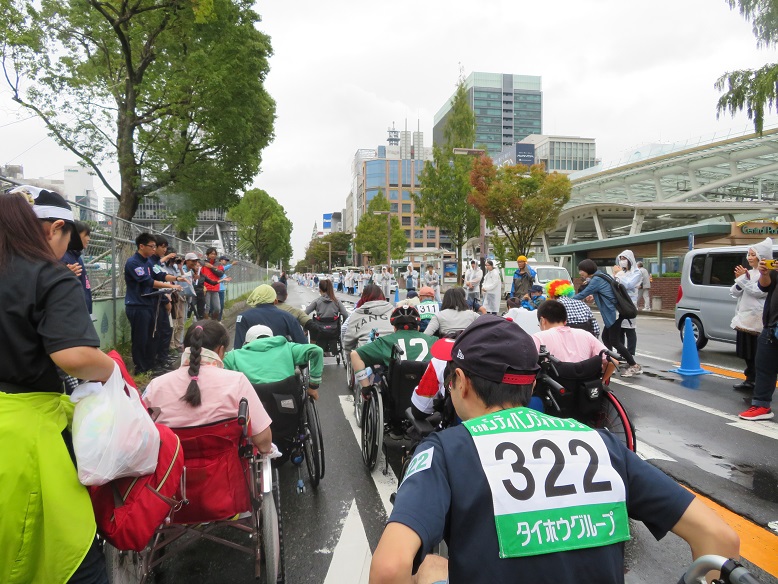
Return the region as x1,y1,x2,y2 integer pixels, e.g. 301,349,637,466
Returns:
738,406,774,421
622,364,642,378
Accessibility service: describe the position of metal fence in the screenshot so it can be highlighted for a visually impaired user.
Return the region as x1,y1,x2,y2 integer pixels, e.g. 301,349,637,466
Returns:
67,200,277,349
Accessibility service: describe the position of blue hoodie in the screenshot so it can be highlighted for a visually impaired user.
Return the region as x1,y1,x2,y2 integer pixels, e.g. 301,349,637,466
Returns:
572,271,618,328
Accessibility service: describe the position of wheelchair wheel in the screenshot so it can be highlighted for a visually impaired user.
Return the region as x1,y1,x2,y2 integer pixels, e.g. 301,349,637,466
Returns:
589,391,637,453
360,387,384,471
261,468,284,584
104,543,145,584
303,398,324,486
353,381,364,428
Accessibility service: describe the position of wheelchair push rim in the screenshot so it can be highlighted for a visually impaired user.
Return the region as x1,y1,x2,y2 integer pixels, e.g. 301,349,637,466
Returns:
303,398,324,486
360,387,384,471
588,391,637,453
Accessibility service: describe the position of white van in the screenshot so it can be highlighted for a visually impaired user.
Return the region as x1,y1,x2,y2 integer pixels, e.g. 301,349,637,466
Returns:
674,245,778,349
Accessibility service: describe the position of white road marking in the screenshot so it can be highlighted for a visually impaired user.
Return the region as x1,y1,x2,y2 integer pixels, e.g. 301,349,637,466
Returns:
636,442,677,462
611,378,778,441
338,395,398,515
323,499,371,584
634,351,742,376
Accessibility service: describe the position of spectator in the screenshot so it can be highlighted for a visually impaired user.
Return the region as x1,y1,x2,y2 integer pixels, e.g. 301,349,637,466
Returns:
271,281,313,331
532,299,616,382
143,320,272,453
481,260,502,314
279,270,287,285
377,266,391,300
520,284,546,311
730,239,769,393
343,284,395,350
169,255,187,352
200,247,224,319
424,287,482,337
510,255,536,298
234,284,307,348
147,236,180,372
217,256,233,321
182,253,204,320
544,279,600,338
464,260,482,308
424,264,441,303
404,263,418,294
573,259,641,377
613,249,642,359
637,261,652,310
61,220,93,316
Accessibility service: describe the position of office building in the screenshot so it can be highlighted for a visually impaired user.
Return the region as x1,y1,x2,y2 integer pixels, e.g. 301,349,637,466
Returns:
433,72,542,155
520,135,597,174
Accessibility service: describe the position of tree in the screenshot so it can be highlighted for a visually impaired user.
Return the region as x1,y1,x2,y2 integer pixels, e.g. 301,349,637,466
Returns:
469,156,572,258
0,0,275,221
305,232,352,271
716,0,778,133
228,189,292,266
414,76,481,283
353,192,406,265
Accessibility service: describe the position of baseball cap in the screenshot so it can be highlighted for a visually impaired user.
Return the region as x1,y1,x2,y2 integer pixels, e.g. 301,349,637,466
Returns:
219,255,231,261
440,314,539,385
184,252,199,261
419,286,435,297
244,324,274,344
10,185,83,251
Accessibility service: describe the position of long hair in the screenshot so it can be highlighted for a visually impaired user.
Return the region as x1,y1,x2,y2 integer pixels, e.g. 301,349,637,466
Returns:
0,193,58,272
181,320,230,407
319,278,337,302
356,283,386,308
441,286,468,311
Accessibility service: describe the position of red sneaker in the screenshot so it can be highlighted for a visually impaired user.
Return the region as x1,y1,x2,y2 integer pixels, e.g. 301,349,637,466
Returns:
738,406,774,421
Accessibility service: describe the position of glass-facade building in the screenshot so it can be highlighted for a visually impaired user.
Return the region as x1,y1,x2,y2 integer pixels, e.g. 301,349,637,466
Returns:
519,135,597,174
433,72,542,155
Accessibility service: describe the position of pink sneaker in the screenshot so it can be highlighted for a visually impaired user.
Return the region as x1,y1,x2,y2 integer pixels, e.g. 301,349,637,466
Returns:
738,406,774,421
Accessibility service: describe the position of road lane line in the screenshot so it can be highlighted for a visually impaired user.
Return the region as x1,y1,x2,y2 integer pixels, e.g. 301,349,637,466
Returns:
611,378,778,441
636,441,676,462
338,395,398,515
683,486,778,578
324,499,371,584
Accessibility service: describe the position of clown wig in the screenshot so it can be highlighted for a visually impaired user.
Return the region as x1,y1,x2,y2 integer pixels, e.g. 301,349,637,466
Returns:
545,279,575,298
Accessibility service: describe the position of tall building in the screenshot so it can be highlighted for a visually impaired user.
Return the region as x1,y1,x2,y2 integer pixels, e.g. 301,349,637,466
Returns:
349,125,449,263
519,135,597,174
433,72,542,155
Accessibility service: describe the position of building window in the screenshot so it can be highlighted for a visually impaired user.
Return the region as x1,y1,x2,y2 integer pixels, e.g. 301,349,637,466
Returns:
366,189,381,202
404,229,411,238
390,203,398,212
402,203,411,213
389,160,399,186
402,160,412,186
366,160,385,189
402,190,412,200
427,229,436,239
402,216,411,226
389,190,399,200
413,242,424,248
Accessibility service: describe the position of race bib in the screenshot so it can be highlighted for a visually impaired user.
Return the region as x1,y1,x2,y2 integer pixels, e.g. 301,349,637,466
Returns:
417,302,439,316
464,408,629,558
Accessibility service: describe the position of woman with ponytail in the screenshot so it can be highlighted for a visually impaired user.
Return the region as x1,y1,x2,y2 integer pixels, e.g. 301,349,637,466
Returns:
143,320,272,452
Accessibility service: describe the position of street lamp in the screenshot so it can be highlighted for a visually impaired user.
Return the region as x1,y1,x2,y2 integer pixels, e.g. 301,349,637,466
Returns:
454,147,486,286
324,241,332,272
373,210,391,267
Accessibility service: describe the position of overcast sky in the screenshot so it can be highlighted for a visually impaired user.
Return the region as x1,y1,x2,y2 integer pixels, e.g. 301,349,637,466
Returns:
2,0,777,260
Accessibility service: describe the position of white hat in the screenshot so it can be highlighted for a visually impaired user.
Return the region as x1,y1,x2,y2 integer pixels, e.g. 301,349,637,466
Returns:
244,324,274,344
184,252,199,261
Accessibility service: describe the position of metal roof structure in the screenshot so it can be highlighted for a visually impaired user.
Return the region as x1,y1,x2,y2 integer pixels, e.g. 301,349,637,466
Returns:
543,128,778,252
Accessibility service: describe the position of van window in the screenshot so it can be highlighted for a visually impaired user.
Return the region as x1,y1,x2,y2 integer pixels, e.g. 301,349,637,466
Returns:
690,255,705,285
707,253,744,287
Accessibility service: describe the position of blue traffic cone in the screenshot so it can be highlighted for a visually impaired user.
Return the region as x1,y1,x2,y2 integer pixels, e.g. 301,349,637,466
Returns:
669,318,711,376
394,287,400,303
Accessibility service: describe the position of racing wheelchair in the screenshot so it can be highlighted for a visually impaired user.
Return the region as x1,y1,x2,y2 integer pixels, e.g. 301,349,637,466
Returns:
310,314,346,366
535,346,637,452
104,398,284,584
360,344,428,471
252,367,325,493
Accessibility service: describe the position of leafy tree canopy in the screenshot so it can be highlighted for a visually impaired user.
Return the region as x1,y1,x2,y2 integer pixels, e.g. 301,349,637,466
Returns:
305,231,352,271
353,192,406,265
716,0,778,132
228,188,292,266
469,157,571,258
0,0,275,221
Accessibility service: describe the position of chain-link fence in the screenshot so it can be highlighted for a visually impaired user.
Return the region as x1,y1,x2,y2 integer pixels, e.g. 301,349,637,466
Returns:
68,200,277,350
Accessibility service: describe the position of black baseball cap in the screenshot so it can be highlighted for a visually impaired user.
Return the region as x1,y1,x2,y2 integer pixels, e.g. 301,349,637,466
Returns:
219,255,231,261
10,185,83,251
441,314,539,385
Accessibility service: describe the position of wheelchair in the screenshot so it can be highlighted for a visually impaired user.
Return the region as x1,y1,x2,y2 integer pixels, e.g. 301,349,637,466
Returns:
535,347,637,452
252,368,325,493
104,398,284,584
309,315,346,366
360,345,428,471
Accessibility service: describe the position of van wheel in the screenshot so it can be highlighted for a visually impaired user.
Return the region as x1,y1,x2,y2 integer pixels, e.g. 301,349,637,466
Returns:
680,316,708,350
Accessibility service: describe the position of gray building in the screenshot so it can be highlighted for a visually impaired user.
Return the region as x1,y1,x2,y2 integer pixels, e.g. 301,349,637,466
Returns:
433,72,542,155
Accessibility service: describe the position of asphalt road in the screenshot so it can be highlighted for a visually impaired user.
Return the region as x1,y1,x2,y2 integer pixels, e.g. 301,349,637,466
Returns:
148,283,778,584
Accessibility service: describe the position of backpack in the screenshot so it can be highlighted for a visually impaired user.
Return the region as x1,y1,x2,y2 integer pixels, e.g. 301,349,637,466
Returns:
593,273,637,320
89,424,184,552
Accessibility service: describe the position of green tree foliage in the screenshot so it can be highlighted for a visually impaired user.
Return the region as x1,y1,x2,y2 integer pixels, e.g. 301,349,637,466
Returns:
305,232,352,271
490,235,510,273
469,156,571,258
716,0,778,133
414,76,480,282
0,0,275,220
353,192,406,265
228,189,292,266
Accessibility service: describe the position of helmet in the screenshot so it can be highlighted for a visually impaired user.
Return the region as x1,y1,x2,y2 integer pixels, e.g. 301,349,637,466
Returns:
390,305,421,330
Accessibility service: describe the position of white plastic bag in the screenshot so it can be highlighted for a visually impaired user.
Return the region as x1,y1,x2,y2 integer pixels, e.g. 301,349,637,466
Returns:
72,364,160,486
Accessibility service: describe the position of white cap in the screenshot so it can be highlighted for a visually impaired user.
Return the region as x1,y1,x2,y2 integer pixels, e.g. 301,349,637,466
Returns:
184,252,199,261
244,324,274,344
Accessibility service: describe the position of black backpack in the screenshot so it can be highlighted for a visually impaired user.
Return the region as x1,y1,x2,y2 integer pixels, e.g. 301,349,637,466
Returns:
592,273,637,320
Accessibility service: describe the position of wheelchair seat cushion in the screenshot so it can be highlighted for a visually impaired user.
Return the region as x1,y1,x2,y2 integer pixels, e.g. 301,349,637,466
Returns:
253,376,302,443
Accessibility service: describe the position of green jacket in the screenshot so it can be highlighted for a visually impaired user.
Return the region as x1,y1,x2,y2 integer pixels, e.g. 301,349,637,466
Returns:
223,336,324,386
0,392,95,584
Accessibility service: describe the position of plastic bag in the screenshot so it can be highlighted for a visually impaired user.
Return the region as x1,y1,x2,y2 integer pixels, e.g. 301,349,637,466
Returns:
72,364,161,486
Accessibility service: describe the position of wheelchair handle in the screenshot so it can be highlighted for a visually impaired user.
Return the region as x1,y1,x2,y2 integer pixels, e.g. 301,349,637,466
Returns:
601,349,622,362
238,397,249,426
679,555,761,584
536,373,565,395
